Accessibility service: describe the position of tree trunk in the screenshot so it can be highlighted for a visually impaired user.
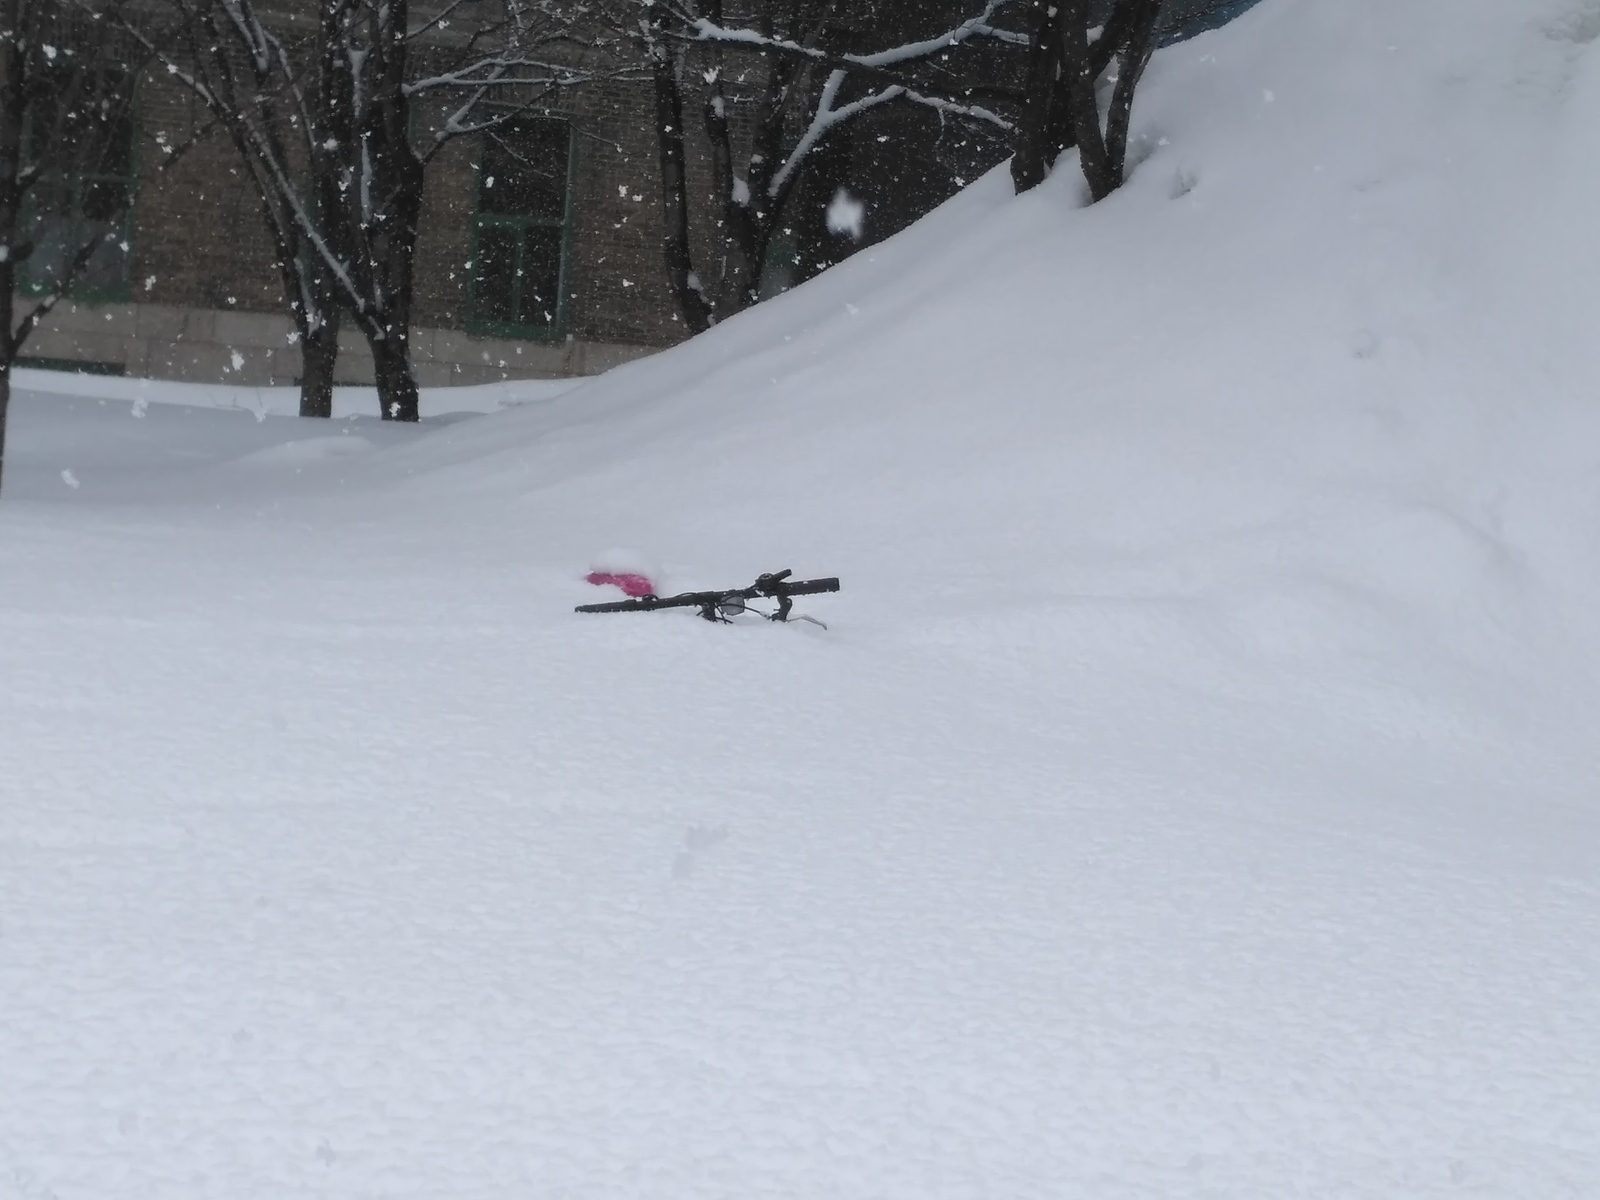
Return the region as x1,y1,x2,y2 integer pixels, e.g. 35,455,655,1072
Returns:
369,332,419,423
741,57,800,306
1059,0,1118,202
1103,0,1163,183
651,41,712,334
1011,0,1060,192
348,0,424,424
1015,0,1159,200
0,364,10,497
0,229,13,500
0,0,20,495
364,178,422,422
299,313,339,419
703,77,754,316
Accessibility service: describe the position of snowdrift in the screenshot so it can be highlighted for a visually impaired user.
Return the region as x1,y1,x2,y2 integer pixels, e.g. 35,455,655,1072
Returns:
379,0,1600,752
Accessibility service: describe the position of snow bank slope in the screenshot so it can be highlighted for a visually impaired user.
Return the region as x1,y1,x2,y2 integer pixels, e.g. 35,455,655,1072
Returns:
405,0,1600,745
4,2,1600,1199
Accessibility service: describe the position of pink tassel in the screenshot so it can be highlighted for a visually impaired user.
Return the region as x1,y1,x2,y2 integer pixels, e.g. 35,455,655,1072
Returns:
585,571,657,598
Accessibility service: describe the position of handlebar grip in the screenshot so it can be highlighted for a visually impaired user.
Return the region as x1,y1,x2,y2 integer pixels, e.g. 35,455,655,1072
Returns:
777,577,840,596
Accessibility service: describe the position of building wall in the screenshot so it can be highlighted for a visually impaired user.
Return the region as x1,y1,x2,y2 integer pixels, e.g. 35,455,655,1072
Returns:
17,299,652,387
134,74,286,319
408,82,686,350
27,66,678,386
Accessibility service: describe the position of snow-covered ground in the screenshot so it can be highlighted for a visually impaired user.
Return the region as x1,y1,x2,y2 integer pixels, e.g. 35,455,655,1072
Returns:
4,0,1600,1196
9,364,583,421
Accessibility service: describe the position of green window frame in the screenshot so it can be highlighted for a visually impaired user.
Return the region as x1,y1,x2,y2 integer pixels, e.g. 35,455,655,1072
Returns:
20,83,138,305
466,115,575,341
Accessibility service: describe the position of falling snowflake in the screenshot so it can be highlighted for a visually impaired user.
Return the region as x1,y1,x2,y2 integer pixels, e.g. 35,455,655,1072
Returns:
826,188,866,241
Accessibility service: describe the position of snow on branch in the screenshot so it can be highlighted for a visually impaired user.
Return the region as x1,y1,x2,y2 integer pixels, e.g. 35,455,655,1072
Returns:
685,19,811,56
403,57,588,94
764,33,1016,202
850,0,1028,65
688,0,1025,69
899,89,1012,129
407,0,476,41
767,70,901,199
217,0,272,76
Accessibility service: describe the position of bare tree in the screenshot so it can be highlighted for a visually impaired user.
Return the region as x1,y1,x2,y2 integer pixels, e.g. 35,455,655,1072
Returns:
1010,0,1163,200
626,0,1021,332
647,0,1181,314
136,0,348,417
0,0,146,493
140,0,595,422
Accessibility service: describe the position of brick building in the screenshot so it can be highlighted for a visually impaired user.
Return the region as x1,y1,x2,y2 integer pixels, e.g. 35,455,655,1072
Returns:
22,43,680,387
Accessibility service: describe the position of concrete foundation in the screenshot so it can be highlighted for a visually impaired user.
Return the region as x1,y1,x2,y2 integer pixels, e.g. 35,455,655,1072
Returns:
15,297,655,386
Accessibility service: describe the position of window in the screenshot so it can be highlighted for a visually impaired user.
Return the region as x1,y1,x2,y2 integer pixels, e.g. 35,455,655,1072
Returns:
22,74,137,303
468,117,573,338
